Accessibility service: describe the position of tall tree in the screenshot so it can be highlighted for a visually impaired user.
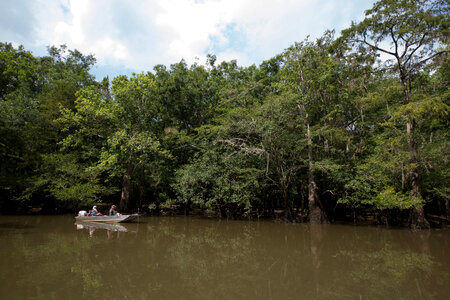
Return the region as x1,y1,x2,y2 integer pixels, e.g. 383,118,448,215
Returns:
23,84,118,209
38,45,96,146
0,43,42,210
280,34,342,224
341,0,449,228
108,74,168,211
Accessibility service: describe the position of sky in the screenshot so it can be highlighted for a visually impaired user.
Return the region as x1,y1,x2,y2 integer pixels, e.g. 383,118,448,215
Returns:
1,0,376,80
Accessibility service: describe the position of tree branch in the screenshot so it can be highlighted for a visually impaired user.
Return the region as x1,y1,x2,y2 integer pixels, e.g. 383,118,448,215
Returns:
218,138,266,156
357,36,396,57
389,26,399,58
403,32,428,64
405,49,449,77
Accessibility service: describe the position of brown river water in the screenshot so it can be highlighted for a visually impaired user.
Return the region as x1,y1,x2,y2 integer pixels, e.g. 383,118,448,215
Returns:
0,215,448,299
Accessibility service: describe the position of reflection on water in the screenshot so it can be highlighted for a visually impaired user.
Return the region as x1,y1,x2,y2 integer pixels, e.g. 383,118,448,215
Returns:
0,215,448,299
75,221,130,238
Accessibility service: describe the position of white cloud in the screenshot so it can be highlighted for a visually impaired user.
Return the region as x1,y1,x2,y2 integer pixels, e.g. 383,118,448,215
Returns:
92,36,129,61
34,0,130,64
1,0,376,76
146,0,315,66
216,49,252,66
153,0,233,61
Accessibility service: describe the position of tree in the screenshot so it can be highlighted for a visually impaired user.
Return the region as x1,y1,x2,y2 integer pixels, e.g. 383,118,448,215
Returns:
21,84,118,209
0,43,43,210
106,74,169,211
211,94,303,220
152,60,219,133
174,145,262,218
341,0,449,228
279,34,343,224
38,45,97,146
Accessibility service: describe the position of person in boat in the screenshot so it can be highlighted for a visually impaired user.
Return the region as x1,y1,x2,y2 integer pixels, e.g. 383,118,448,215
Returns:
91,205,103,216
109,205,120,216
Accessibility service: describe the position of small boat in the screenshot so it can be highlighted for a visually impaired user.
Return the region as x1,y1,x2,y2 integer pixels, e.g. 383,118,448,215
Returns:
75,214,139,223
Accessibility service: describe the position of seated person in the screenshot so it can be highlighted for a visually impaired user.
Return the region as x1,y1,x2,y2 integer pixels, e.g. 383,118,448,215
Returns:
91,205,103,216
109,205,121,216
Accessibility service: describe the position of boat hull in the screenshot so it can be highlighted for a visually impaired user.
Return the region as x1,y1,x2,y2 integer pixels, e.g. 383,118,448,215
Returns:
75,214,138,223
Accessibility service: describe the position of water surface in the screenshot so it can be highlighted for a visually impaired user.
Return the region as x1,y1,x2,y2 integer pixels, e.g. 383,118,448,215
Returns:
0,215,448,299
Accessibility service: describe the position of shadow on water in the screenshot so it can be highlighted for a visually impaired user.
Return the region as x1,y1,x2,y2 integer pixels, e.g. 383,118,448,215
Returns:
0,215,448,299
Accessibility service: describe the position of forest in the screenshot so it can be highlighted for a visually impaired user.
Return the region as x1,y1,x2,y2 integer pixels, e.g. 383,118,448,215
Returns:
0,0,448,228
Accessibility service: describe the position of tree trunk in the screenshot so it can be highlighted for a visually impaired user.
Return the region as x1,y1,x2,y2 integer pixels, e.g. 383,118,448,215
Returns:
323,119,329,153
402,78,430,229
409,136,429,229
138,184,145,213
283,189,292,221
120,172,131,212
217,201,227,218
446,199,450,222
307,117,328,224
410,206,429,230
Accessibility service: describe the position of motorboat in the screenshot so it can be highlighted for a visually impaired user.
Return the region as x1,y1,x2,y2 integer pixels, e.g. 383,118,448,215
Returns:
75,214,139,223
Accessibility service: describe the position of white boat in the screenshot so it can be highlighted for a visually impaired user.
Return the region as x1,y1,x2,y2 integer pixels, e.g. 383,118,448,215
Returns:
75,214,139,223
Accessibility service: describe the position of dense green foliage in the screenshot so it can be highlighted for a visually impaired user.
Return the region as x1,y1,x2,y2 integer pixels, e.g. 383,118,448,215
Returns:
0,0,448,227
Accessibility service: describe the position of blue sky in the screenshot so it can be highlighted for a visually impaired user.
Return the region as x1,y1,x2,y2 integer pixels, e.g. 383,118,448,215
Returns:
1,0,376,80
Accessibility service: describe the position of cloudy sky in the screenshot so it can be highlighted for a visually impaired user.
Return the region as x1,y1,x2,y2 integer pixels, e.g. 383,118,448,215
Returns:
1,0,376,79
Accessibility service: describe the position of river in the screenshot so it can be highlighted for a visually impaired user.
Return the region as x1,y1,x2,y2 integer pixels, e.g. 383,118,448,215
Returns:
0,215,448,299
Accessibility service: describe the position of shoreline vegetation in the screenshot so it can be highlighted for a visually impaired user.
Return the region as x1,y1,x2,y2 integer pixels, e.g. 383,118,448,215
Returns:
1,0,449,229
